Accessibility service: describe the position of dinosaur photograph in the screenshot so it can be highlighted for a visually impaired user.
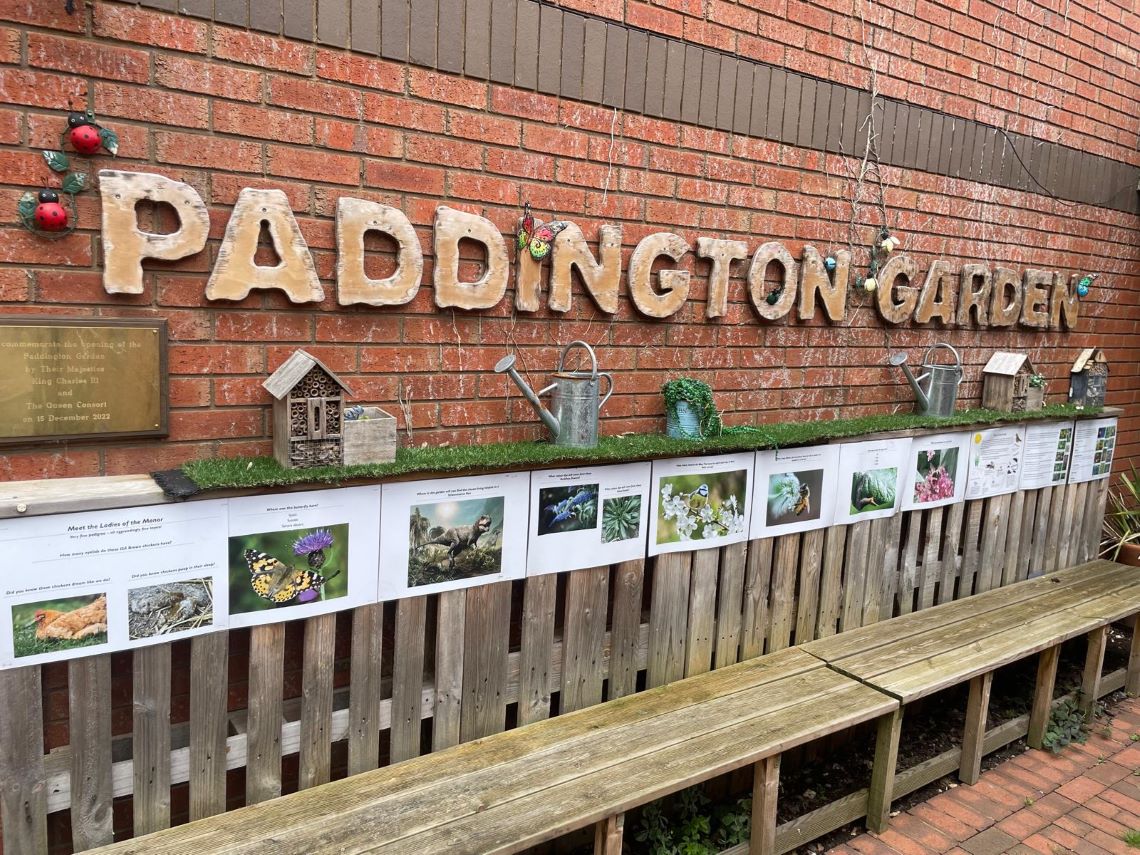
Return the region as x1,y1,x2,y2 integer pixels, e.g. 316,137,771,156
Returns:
408,496,505,588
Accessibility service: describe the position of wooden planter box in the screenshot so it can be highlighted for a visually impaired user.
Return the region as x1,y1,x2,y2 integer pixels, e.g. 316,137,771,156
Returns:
1026,386,1045,411
343,406,397,465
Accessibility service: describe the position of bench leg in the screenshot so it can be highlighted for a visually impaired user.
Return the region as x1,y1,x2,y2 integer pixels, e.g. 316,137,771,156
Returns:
867,707,903,834
960,671,993,784
1080,625,1108,716
593,813,623,855
1127,614,1140,697
1028,645,1060,750
749,753,780,855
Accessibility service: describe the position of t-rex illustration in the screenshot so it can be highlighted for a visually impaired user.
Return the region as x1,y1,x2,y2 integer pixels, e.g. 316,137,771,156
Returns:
416,515,493,570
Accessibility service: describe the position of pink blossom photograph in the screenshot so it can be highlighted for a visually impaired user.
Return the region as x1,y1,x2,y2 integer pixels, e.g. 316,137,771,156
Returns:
912,446,960,505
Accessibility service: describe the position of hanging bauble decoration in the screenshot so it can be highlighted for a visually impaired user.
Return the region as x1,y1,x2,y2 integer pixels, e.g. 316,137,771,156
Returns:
863,277,878,293
824,256,837,272
765,283,785,305
1076,274,1097,299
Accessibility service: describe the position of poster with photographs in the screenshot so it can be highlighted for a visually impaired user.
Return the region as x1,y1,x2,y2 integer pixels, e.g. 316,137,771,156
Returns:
649,453,753,556
964,426,1026,499
833,438,911,524
751,445,840,538
903,432,971,510
1069,418,1118,483
379,472,529,598
528,463,651,575
0,501,228,669
1019,421,1075,490
226,486,380,628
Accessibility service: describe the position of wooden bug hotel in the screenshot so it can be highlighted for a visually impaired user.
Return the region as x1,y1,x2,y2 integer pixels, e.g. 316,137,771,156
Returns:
263,349,351,469
981,351,1040,413
1069,347,1109,409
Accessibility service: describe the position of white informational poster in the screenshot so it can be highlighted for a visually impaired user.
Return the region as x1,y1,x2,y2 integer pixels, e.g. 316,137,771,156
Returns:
964,426,1025,499
0,501,229,669
902,432,972,511
751,445,840,538
833,438,911,523
1019,421,1075,490
648,453,753,556
1069,418,1118,483
226,486,381,628
379,473,529,598
527,463,651,575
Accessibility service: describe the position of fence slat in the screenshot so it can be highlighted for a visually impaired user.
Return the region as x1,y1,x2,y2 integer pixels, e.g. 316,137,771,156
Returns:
433,590,466,750
741,538,773,658
714,542,746,667
299,613,337,789
562,566,610,711
684,549,719,676
1088,479,1109,559
0,666,48,855
874,512,903,622
69,656,113,851
189,632,228,821
647,552,691,687
1001,491,1025,587
918,506,943,609
517,576,556,724
898,511,922,615
816,526,846,638
977,494,1010,593
1016,489,1038,581
1045,483,1068,574
959,500,984,595
768,534,800,651
841,521,870,631
937,500,964,604
795,528,824,645
391,596,428,762
1066,482,1089,568
246,623,285,803
132,645,171,836
609,559,645,699
460,581,511,741
348,603,384,775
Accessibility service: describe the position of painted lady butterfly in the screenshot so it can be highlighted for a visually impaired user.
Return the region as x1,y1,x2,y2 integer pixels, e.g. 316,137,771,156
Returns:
243,548,338,604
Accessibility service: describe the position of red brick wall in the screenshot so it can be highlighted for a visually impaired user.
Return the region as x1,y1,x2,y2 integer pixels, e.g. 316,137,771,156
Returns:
0,0,1137,482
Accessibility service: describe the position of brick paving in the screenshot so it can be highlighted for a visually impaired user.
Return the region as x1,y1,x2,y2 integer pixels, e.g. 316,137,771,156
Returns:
828,695,1140,855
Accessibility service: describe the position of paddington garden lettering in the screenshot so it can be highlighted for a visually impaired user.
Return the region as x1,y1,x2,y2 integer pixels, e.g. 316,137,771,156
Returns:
98,170,1079,330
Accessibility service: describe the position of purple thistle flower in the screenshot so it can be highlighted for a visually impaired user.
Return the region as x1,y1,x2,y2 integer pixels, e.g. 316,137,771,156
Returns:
297,589,320,604
294,529,334,556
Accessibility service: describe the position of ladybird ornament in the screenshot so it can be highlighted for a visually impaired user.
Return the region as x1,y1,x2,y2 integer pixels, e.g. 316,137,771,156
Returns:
33,189,68,232
67,113,103,155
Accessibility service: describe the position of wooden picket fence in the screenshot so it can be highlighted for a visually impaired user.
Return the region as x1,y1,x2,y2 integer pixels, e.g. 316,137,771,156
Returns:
0,477,1110,854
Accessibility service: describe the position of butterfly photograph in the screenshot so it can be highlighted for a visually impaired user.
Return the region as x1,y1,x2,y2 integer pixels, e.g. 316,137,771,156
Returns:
227,524,349,616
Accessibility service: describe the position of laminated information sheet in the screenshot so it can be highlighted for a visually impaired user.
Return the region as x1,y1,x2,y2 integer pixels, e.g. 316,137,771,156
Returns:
1069,418,1118,483
964,426,1026,499
649,453,753,556
1019,421,1075,490
833,438,911,524
903,432,972,511
751,445,840,538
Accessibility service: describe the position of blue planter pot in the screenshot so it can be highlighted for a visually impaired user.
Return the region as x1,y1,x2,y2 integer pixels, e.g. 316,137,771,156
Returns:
666,401,702,439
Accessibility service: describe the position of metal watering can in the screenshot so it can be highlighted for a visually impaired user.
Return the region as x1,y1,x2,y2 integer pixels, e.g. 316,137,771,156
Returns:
888,343,963,417
495,341,613,448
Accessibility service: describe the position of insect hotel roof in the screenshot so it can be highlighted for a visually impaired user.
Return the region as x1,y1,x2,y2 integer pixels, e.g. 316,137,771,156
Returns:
982,352,1035,376
1070,347,1107,374
262,349,354,399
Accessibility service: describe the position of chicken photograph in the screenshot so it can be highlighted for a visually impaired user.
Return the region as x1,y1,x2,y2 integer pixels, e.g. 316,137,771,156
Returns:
12,593,109,659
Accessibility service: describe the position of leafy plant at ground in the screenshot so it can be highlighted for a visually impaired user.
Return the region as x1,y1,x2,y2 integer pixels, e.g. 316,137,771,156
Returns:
1102,464,1139,561
631,786,751,854
1122,829,1140,848
1041,697,1089,753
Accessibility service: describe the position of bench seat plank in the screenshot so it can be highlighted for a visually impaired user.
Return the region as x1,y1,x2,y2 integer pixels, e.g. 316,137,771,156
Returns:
89,649,894,855
802,560,1127,663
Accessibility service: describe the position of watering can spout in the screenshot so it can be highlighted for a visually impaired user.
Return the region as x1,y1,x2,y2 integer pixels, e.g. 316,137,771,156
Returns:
495,353,561,437
888,351,931,413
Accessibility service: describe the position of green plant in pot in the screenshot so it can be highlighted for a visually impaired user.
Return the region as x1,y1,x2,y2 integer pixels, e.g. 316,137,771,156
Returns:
662,378,720,440
1102,464,1140,566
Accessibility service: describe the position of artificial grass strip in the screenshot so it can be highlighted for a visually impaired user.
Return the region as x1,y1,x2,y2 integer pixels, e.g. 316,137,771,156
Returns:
180,404,1097,491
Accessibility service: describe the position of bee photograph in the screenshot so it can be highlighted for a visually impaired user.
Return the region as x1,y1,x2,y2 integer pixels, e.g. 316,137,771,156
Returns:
227,524,349,616
12,593,109,659
537,484,598,536
766,469,824,526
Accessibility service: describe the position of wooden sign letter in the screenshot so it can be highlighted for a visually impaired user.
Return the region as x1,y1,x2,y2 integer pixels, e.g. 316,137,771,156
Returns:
957,264,991,326
551,223,622,314
99,170,209,295
988,267,1022,327
1050,273,1080,330
748,241,798,321
1019,269,1051,328
433,206,509,310
336,198,423,306
629,233,691,318
696,237,748,319
875,254,919,325
797,246,847,322
914,260,956,325
206,188,323,303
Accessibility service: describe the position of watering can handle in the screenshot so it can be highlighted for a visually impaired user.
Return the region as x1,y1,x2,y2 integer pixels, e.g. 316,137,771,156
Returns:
598,373,614,411
557,340,599,377
921,343,963,379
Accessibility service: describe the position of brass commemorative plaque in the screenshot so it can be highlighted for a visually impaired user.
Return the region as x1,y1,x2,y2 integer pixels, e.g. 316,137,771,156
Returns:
0,318,167,443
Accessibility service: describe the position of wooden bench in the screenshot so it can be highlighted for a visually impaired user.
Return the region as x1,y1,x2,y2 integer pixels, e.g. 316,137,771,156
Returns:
90,648,897,855
802,558,1140,834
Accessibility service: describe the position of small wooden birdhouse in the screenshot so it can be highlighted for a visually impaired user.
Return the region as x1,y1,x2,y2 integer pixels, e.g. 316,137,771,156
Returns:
981,352,1037,413
1068,347,1108,409
263,350,353,469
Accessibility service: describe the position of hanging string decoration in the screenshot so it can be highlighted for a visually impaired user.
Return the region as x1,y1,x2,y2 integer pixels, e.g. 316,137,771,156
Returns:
854,228,902,293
